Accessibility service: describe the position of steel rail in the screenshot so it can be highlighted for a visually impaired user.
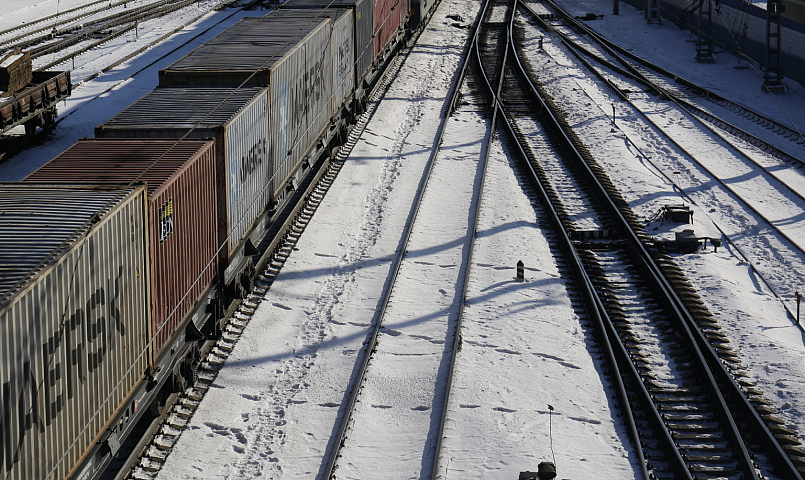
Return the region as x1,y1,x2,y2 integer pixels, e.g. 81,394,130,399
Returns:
516,9,762,478
515,4,804,478
521,4,805,206
9,0,185,56
31,0,199,71
521,1,805,324
525,7,805,255
496,5,660,477
430,0,501,477
320,2,486,478
0,0,139,51
539,0,805,148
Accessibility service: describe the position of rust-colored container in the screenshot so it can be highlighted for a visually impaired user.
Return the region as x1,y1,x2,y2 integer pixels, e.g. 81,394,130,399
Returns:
374,0,407,58
24,139,218,362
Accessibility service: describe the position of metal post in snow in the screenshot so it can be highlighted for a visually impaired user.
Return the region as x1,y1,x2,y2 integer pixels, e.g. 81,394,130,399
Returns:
517,260,524,282
612,104,616,125
796,291,801,325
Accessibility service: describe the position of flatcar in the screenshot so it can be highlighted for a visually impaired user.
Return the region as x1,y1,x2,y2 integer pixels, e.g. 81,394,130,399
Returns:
0,0,420,478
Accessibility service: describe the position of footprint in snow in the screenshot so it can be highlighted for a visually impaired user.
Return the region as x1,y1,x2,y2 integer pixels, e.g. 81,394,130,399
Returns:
493,407,517,413
535,352,564,361
495,348,520,355
411,405,430,411
372,404,393,409
569,416,601,425
558,361,582,370
383,329,403,336
319,402,340,408
459,404,481,409
290,399,307,405
241,393,260,401
272,302,292,310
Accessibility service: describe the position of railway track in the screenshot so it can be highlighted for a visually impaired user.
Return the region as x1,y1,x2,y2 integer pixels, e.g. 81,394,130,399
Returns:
322,3,492,477
523,0,805,165
517,0,805,324
481,0,805,478
32,0,236,72
522,2,805,208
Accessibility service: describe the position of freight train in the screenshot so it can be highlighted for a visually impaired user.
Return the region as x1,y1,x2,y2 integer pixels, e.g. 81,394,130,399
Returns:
0,0,442,479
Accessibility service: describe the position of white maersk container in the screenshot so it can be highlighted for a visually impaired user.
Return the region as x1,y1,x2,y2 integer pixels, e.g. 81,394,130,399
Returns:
0,184,150,480
267,8,356,116
159,17,335,211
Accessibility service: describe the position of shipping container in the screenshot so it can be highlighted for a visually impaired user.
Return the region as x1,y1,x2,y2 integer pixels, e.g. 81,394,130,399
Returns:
159,17,335,229
281,0,375,84
0,184,149,480
267,8,355,115
95,87,270,285
374,0,408,59
158,17,328,90
24,139,218,363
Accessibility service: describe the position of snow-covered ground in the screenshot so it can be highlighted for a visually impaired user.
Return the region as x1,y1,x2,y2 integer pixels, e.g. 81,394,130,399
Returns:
2,0,805,479
534,2,805,468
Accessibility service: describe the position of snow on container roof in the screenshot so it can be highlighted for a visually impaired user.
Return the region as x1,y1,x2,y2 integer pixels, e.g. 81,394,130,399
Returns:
159,16,330,87
0,183,142,305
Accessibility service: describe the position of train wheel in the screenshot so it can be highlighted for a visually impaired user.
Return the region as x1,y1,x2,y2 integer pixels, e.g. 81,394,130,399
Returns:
238,266,254,299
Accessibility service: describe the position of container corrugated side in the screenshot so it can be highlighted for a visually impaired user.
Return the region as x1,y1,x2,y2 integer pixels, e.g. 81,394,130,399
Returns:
270,18,333,198
281,0,373,84
95,88,271,266
354,0,374,81
282,0,372,78
23,139,218,362
268,9,354,113
374,0,402,58
0,184,149,480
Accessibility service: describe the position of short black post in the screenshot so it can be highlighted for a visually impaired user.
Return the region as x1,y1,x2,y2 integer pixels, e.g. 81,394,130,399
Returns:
796,291,801,325
517,260,525,282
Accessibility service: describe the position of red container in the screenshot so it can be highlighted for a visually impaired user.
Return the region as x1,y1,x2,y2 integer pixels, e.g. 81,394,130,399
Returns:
374,0,407,58
24,139,218,362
